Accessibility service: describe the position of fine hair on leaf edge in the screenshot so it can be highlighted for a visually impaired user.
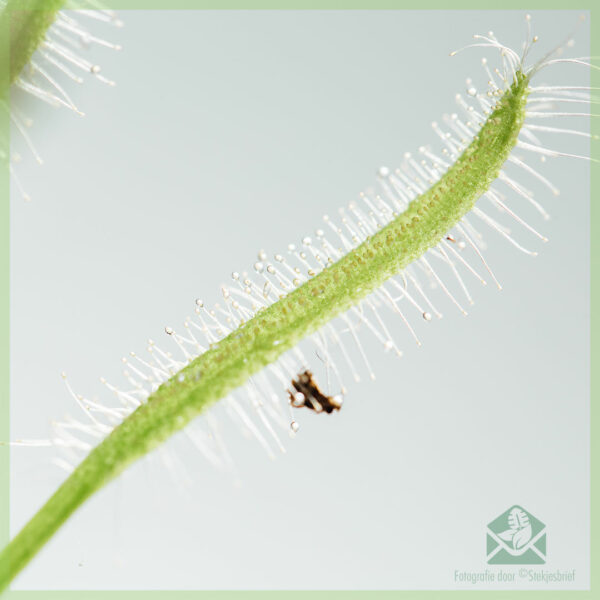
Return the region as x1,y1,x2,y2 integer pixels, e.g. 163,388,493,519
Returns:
0,0,122,201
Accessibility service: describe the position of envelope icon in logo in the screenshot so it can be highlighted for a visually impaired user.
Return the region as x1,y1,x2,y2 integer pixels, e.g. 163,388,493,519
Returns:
486,505,546,564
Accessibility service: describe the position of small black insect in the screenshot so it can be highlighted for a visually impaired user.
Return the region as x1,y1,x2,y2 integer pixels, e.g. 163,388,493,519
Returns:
287,370,343,414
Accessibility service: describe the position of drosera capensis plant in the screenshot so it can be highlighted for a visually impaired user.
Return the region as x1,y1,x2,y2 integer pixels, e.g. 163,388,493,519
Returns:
0,14,595,590
0,0,121,199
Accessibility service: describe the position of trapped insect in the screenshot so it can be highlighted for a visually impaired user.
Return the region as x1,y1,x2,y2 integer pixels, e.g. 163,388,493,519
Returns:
288,370,344,415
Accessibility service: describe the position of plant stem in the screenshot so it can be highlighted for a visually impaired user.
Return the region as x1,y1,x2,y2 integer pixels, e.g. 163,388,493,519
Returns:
0,72,529,590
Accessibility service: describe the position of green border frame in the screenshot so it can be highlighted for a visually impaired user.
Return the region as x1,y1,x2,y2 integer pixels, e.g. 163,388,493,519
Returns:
0,1,595,597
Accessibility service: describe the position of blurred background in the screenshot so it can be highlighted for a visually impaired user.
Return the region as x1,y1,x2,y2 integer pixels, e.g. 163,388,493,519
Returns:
9,10,590,590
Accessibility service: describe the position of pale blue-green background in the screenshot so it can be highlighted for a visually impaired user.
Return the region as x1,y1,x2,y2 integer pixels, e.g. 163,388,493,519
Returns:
9,10,590,590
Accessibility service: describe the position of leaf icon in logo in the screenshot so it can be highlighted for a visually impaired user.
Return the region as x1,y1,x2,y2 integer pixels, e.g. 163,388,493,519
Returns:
508,507,530,530
513,524,533,549
497,529,516,542
500,507,532,550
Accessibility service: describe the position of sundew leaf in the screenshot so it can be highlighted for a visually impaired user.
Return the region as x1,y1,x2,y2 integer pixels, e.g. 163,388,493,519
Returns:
0,14,593,590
